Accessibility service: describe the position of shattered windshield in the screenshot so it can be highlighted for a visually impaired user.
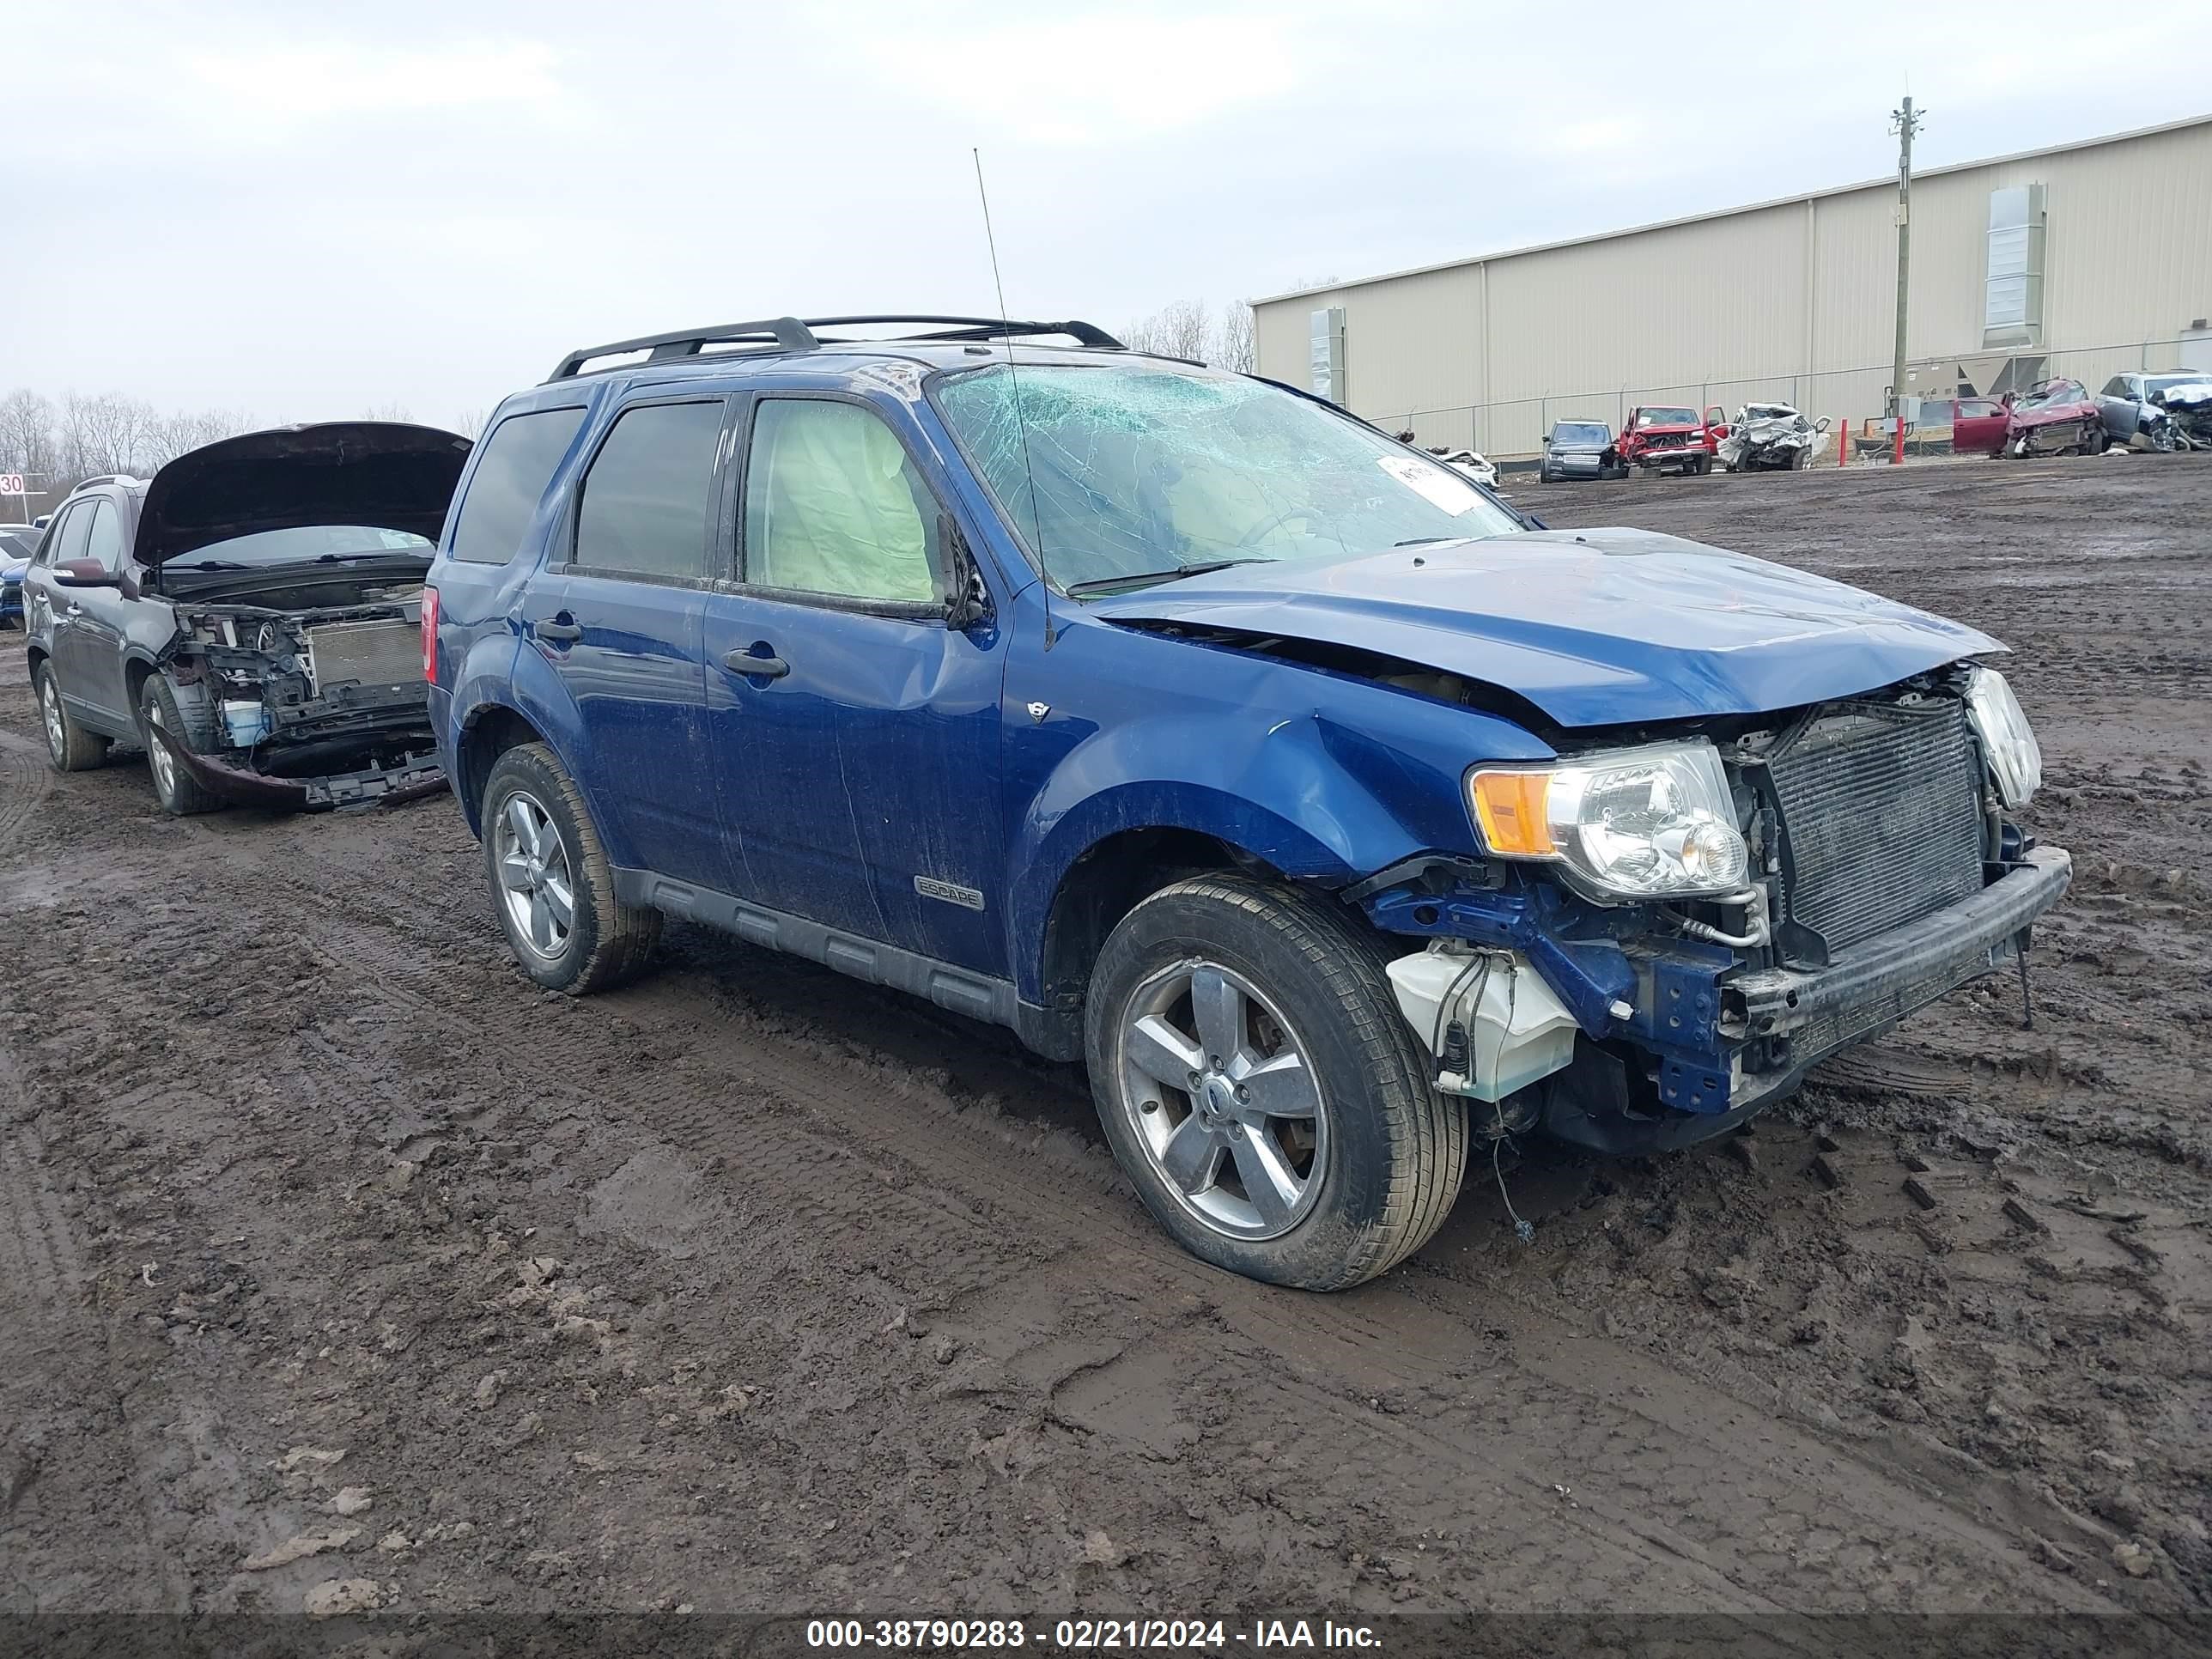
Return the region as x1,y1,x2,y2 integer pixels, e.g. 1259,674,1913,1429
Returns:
165,526,433,570
2147,374,2209,398
932,363,1522,593
1637,407,1698,428
2014,380,2082,411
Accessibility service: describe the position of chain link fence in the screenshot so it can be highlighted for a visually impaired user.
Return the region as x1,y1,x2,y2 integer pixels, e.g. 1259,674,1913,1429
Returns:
1373,338,2207,465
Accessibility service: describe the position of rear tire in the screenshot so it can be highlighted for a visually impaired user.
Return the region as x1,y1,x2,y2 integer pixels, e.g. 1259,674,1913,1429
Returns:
482,742,660,994
1085,874,1466,1291
140,673,225,816
34,659,111,773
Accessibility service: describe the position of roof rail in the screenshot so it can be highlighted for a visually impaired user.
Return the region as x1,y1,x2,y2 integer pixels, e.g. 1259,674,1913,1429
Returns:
547,315,1125,381
803,316,1126,349
72,474,139,489
550,317,820,380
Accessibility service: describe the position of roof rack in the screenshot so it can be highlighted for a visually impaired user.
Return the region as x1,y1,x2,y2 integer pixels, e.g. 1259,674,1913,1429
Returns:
548,315,1125,380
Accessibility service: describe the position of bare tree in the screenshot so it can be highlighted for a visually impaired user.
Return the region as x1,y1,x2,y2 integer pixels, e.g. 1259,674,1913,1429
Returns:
1122,299,1257,372
0,389,58,483
142,407,256,470
59,392,157,480
362,401,414,423
1124,298,1212,361
453,408,489,440
3,390,262,491
1213,302,1255,374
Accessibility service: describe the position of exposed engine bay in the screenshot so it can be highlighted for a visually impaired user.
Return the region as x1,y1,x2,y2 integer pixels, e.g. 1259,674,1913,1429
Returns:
155,562,443,807
2158,380,2212,450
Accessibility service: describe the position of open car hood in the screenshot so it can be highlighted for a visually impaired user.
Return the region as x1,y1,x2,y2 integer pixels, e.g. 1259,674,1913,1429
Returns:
135,422,472,568
1087,528,2000,729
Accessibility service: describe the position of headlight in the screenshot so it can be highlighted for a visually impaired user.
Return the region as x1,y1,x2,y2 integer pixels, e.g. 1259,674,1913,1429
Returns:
1467,740,1749,903
1963,665,2041,808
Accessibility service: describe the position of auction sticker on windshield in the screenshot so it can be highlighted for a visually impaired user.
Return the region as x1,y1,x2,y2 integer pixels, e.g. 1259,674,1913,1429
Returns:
1376,453,1477,514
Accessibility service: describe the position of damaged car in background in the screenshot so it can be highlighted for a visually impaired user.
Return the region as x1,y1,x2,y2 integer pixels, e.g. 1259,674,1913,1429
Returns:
1716,403,1831,471
2118,374,2212,451
2166,381,2212,449
1431,447,1500,489
23,422,471,812
2001,378,2106,458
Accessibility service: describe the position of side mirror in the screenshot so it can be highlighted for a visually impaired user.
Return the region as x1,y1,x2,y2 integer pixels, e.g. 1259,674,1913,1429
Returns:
54,558,121,588
939,516,994,631
1814,416,1832,433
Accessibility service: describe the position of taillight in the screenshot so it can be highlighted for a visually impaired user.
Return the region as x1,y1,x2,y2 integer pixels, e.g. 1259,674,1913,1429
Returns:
421,586,440,683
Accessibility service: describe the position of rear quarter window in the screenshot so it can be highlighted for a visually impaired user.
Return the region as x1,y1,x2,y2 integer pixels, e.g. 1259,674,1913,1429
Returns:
447,406,586,565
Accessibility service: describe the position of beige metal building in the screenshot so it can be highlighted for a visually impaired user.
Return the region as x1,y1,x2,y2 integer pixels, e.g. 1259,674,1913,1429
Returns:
1253,115,2212,460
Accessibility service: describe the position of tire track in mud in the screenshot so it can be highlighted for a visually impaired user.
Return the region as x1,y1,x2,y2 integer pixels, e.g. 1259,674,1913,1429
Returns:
0,729,53,843
500,962,2125,1613
88,766,2142,1614
0,1050,82,1313
81,809,1816,1609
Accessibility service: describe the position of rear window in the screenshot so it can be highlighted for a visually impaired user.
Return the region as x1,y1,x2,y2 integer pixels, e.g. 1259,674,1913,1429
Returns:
447,406,586,565
573,400,725,580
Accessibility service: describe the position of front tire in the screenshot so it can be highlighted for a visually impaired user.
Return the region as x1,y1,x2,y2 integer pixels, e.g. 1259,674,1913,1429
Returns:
140,673,224,816
1085,874,1466,1291
481,742,660,993
35,659,111,773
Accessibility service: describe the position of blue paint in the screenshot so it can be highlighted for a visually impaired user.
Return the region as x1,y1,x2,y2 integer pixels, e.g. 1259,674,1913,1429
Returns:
1087,528,2000,729
425,342,2026,1129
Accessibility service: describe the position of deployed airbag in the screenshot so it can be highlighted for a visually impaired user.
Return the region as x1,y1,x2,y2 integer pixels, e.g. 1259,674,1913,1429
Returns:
745,401,937,602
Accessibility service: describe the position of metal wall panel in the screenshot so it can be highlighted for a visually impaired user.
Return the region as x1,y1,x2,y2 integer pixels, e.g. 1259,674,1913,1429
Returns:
1255,118,2212,455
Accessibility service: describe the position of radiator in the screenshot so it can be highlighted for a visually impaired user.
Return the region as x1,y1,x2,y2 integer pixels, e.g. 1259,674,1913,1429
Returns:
302,618,421,694
1767,700,1985,958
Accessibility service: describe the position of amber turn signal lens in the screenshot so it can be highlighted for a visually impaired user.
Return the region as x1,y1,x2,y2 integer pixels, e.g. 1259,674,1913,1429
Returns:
1468,769,1556,857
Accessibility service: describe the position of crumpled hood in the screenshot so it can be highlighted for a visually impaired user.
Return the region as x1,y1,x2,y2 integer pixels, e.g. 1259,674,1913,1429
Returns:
135,422,472,568
1088,528,2001,729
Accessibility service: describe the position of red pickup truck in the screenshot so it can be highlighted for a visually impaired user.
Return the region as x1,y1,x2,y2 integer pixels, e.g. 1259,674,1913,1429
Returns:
1619,404,1727,476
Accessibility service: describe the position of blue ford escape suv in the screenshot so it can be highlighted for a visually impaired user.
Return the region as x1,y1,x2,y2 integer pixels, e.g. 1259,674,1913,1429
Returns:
425,314,2069,1291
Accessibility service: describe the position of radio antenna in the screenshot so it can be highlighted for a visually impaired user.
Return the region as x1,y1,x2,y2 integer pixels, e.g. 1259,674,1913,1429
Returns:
972,147,1055,647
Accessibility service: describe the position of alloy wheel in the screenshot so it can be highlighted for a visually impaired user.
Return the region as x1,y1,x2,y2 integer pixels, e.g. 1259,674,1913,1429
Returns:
1112,959,1329,1241
40,674,65,762
493,789,576,960
144,696,178,801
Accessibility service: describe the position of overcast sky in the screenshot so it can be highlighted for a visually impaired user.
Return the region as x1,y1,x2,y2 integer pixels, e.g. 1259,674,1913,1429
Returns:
7,1,2197,430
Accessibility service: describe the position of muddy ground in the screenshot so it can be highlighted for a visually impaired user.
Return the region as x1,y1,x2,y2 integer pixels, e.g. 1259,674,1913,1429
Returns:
1,455,2207,1645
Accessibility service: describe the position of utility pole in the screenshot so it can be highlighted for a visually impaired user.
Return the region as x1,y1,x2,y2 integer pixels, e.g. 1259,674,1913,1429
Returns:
1888,95,1923,425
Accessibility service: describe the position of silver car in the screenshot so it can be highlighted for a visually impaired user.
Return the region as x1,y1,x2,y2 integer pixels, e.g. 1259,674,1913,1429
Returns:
2096,371,2200,450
